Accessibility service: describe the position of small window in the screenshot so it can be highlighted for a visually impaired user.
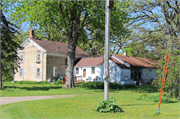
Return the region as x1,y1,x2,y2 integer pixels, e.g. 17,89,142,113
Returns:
20,53,23,62
20,67,23,77
37,53,41,61
53,66,57,77
91,67,95,74
76,68,79,74
37,68,40,77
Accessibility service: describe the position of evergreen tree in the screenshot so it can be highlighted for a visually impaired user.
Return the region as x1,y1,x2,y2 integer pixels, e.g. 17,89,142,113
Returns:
0,11,21,89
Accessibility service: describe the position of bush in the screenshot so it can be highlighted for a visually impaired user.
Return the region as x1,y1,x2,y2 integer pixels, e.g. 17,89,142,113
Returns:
80,82,123,89
109,82,123,89
94,98,123,113
38,81,51,84
54,80,62,85
138,93,178,103
80,82,104,89
14,81,50,84
153,49,180,99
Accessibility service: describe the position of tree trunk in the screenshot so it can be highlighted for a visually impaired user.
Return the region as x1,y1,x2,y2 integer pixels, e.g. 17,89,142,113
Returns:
178,5,180,100
0,73,2,90
0,33,2,90
65,37,76,89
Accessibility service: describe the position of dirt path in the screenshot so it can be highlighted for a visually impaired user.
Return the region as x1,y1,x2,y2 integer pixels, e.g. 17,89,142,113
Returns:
0,94,102,106
0,95,77,105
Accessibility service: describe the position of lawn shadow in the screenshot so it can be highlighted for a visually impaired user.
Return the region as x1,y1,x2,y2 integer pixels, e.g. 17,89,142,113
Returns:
4,86,62,91
120,85,158,93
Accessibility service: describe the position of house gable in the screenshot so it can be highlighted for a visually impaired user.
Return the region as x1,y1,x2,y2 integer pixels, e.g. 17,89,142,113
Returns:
18,38,46,53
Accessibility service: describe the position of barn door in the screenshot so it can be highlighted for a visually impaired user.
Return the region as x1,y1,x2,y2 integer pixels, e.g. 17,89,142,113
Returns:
83,69,86,78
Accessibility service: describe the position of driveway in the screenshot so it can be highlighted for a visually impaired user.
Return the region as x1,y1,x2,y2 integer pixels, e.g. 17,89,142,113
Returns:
0,95,76,105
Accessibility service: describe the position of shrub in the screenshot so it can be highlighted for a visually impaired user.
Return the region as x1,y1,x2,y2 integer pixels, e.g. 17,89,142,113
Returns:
54,80,62,85
94,98,123,113
138,93,178,103
153,49,180,99
80,82,123,89
38,81,51,84
109,82,123,89
14,81,50,84
80,82,104,89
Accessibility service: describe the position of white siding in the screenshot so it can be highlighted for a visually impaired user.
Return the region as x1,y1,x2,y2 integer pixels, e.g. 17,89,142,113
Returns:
74,66,101,81
141,68,157,82
109,60,122,83
121,69,131,80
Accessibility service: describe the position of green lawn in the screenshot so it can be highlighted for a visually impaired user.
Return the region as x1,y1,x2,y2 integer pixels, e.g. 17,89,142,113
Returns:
0,83,104,97
1,82,158,97
1,92,180,119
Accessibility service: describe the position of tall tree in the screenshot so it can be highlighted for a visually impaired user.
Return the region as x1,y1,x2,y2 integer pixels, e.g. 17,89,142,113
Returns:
8,0,106,89
0,10,21,89
129,0,180,98
8,0,130,89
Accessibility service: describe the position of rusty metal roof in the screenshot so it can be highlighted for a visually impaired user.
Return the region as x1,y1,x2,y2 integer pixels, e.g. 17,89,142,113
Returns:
112,54,158,68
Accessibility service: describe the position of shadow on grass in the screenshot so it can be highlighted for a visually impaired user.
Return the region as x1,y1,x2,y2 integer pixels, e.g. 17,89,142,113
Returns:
120,103,156,106
78,83,158,93
119,85,158,93
3,86,62,91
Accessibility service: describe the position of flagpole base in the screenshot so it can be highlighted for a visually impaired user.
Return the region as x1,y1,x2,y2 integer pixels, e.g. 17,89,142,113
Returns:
158,107,160,114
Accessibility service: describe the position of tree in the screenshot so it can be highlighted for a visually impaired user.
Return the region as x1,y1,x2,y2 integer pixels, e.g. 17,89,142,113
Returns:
8,0,130,89
129,0,180,98
8,1,106,89
0,10,21,89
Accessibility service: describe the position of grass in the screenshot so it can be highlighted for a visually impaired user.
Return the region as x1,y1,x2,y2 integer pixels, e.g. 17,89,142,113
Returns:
0,82,103,97
0,93,180,119
0,82,179,118
0,82,158,97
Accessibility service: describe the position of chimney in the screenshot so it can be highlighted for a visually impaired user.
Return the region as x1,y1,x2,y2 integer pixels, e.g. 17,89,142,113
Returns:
123,52,127,56
29,30,34,38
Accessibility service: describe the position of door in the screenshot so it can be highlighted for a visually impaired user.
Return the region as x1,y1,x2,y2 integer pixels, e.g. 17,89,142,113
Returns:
83,69,86,78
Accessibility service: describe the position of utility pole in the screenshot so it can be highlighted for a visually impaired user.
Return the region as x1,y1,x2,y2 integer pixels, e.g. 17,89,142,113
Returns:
104,0,113,100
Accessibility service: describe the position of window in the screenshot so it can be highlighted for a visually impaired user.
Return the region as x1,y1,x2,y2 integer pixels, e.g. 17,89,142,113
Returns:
20,67,23,77
76,68,79,74
53,66,57,77
20,53,23,62
37,68,40,77
37,53,41,61
91,67,95,74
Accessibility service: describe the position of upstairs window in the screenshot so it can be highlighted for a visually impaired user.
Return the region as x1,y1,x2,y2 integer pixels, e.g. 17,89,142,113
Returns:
91,67,95,74
53,66,57,77
20,67,23,77
20,53,23,62
76,68,79,74
37,67,40,77
37,53,41,61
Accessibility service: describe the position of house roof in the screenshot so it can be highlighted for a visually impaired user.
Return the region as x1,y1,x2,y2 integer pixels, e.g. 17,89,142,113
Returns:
109,56,130,69
75,57,104,67
75,56,129,69
112,54,158,68
28,38,89,57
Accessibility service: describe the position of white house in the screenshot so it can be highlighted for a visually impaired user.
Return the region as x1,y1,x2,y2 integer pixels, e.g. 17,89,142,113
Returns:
74,54,159,84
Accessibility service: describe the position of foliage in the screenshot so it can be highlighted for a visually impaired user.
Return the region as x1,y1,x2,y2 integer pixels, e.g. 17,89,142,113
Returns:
94,98,123,113
14,81,50,84
152,49,180,99
0,10,22,89
80,82,123,89
54,80,62,85
138,93,178,103
127,0,179,60
80,82,104,89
